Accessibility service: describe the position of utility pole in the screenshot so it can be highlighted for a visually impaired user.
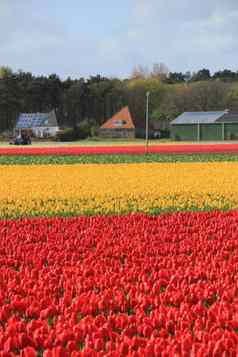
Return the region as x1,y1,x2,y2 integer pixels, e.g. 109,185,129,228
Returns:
145,91,150,152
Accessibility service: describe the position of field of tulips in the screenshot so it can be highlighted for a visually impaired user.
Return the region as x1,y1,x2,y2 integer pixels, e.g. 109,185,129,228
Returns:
1,211,238,356
2,148,238,355
3,142,238,156
0,162,238,218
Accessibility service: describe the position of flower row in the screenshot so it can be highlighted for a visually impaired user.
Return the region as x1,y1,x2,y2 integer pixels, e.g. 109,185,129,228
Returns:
0,162,238,218
3,143,238,156
0,211,238,356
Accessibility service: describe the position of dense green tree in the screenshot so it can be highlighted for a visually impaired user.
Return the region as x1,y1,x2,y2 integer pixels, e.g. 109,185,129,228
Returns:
166,72,185,84
63,79,85,127
213,69,237,81
0,66,13,79
157,81,232,122
0,65,238,135
125,78,165,128
192,69,211,81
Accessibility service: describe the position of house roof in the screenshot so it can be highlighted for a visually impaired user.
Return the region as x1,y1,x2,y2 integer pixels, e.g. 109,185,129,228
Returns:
16,110,58,129
216,113,238,123
100,107,135,129
171,111,227,125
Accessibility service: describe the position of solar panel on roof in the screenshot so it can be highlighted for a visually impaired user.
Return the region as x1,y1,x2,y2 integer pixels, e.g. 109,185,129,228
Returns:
16,114,33,128
16,111,57,129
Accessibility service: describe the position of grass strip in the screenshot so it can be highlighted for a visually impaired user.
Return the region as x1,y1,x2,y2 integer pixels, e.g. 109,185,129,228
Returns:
0,205,233,220
1,153,238,165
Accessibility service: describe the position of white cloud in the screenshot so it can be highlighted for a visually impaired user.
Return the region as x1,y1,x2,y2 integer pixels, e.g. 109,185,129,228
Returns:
1,0,238,77
127,0,238,73
0,1,70,75
86,0,238,77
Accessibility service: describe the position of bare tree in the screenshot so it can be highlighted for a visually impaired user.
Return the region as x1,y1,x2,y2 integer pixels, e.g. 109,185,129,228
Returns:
130,65,149,80
151,63,169,80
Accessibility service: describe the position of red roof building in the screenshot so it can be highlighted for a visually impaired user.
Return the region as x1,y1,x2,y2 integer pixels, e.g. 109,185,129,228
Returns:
100,107,135,138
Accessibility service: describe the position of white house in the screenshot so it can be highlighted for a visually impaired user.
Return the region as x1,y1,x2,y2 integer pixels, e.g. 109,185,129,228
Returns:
15,110,59,138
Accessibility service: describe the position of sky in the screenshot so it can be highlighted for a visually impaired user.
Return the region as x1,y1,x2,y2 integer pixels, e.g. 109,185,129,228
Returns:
0,0,238,79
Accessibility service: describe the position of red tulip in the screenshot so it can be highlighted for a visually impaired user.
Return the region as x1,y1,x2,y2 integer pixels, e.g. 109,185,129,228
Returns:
20,347,37,357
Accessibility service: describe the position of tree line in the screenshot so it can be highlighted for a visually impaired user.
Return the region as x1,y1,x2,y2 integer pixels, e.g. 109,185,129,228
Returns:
1,65,238,135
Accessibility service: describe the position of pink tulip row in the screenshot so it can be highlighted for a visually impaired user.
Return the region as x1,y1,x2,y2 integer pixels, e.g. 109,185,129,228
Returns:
0,211,238,356
2,143,238,155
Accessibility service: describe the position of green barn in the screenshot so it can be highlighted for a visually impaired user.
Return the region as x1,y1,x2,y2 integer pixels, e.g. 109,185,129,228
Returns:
171,111,238,141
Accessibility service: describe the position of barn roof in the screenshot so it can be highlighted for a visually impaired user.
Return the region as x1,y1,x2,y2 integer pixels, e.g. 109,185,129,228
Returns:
16,110,58,129
171,111,227,125
100,107,135,129
216,113,238,123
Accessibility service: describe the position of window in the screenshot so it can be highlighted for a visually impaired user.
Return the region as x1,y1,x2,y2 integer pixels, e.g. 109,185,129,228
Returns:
113,120,126,127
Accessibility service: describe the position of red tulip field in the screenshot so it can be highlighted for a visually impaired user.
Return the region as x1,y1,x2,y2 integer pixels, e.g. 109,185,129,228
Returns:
1,148,238,356
1,211,238,356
